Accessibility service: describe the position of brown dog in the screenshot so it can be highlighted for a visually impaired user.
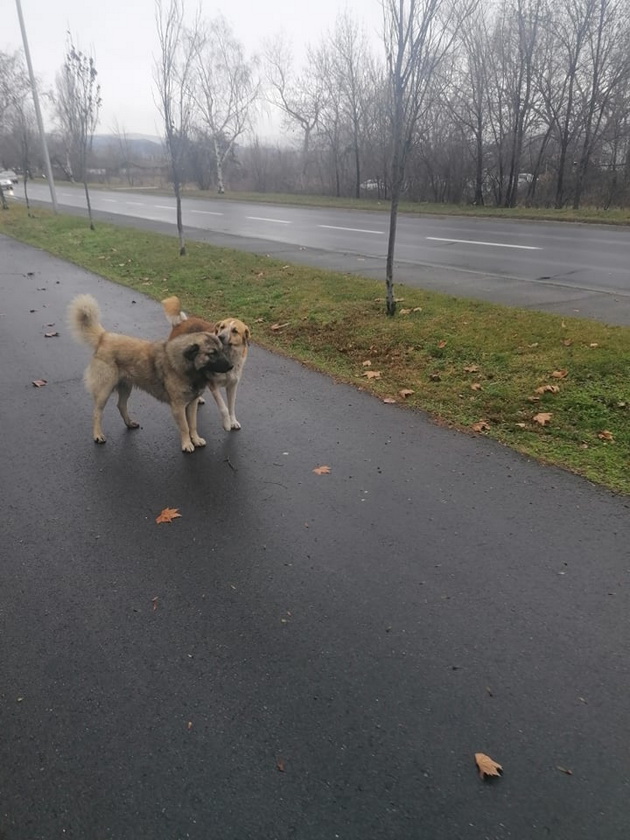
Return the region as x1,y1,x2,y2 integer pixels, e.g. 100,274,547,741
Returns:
162,296,250,431
68,294,233,452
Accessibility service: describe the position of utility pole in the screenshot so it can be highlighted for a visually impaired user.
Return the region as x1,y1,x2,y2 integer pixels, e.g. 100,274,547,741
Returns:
14,0,58,212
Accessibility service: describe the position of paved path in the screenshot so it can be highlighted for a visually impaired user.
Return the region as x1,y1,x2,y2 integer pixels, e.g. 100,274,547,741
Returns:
20,182,630,325
1,235,630,839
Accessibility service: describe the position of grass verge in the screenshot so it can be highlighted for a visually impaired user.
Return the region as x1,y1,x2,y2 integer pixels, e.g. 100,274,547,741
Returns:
2,204,630,494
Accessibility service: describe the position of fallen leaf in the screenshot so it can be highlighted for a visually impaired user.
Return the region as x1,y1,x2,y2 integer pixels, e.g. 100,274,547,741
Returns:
475,753,503,780
470,383,482,391
534,384,560,394
533,412,553,426
556,766,573,775
313,465,331,475
187,721,193,730
437,340,447,349
597,430,614,442
270,322,289,331
382,397,397,404
464,365,480,373
362,360,372,367
44,331,59,338
589,343,599,348
471,420,491,432
399,308,412,315
515,422,527,428
399,389,414,398
527,396,541,402
551,369,568,379
562,339,573,346
156,507,182,524
363,370,381,379
561,321,567,328
412,307,423,312
151,596,159,611
528,342,539,348
429,373,441,382
276,758,286,772
32,379,47,387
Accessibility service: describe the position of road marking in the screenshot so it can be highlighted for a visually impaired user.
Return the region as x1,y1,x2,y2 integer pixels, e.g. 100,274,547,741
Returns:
190,209,224,216
319,224,384,235
155,204,173,210
426,236,541,251
102,198,117,203
126,201,146,206
246,216,291,224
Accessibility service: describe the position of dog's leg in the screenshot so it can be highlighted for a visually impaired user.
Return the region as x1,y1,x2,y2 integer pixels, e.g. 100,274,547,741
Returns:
85,362,117,444
208,382,232,431
186,398,206,448
116,381,140,430
225,380,241,430
170,402,196,453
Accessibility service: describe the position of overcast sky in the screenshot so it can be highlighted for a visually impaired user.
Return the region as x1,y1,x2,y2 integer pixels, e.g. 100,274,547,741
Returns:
4,0,384,140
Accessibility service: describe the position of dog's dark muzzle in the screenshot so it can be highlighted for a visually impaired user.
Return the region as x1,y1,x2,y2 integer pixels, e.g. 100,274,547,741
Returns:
204,357,233,374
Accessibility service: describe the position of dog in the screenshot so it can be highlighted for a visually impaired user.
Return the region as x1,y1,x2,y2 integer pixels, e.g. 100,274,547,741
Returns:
68,294,233,452
162,296,250,432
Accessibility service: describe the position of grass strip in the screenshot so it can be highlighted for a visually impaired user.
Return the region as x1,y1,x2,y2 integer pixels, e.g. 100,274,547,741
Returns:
2,204,630,494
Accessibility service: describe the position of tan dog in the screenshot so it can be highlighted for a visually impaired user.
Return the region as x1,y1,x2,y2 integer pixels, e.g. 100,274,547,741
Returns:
68,294,233,452
162,296,250,431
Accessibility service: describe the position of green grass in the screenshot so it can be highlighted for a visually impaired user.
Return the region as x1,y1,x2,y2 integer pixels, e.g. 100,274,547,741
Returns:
3,203,630,494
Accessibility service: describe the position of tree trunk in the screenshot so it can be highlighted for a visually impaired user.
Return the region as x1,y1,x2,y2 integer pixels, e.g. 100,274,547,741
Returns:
473,114,484,205
214,137,225,194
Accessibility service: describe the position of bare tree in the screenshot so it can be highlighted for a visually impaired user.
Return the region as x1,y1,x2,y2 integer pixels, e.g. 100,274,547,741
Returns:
383,0,479,316
154,0,197,255
264,35,326,190
55,37,101,229
191,15,259,194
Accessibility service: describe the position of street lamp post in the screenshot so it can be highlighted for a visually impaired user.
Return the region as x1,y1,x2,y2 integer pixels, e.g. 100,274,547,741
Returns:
14,0,58,213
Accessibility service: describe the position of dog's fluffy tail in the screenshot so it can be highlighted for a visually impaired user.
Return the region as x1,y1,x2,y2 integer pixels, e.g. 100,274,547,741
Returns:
162,295,188,326
68,294,106,348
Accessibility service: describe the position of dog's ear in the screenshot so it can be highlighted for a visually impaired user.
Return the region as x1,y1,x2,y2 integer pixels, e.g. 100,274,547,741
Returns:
183,342,199,361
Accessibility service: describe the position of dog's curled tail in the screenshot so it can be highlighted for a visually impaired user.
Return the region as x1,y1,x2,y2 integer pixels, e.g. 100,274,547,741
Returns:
162,295,188,326
68,294,106,348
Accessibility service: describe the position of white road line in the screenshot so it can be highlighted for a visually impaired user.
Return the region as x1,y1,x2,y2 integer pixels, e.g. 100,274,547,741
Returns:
155,205,173,210
190,209,224,216
102,198,117,203
426,236,541,251
126,201,146,206
319,224,384,235
246,216,291,224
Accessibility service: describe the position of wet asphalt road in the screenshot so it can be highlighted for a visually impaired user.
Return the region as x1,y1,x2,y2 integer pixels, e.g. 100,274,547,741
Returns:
1,235,630,840
18,182,630,326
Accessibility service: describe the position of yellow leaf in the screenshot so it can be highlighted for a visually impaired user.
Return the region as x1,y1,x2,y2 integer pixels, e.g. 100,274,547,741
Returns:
363,370,381,379
399,308,412,315
589,343,599,348
597,430,614,442
471,420,491,432
534,384,560,394
475,753,503,780
533,412,552,426
470,383,482,391
399,389,414,398
437,340,447,349
551,369,568,379
156,507,182,524
464,364,480,373
362,360,372,367
313,465,331,475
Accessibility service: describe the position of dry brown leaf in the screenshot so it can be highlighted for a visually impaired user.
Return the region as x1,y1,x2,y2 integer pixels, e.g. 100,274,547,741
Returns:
470,383,482,391
528,342,539,348
562,339,573,346
515,422,527,428
151,596,159,611
589,343,599,348
464,364,480,373
276,758,286,772
437,340,447,349
534,384,560,395
156,507,182,524
429,372,441,382
313,465,331,475
399,308,412,315
399,389,414,398
556,766,573,775
187,721,193,730
475,753,503,779
533,412,553,426
551,369,568,379
527,396,541,402
44,331,59,338
270,322,289,331
382,397,397,404
363,370,381,379
412,306,423,312
597,430,614,442
471,420,491,432
32,379,47,387
362,360,372,367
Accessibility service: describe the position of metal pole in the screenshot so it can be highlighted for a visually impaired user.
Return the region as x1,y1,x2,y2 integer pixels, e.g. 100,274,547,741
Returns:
14,0,58,213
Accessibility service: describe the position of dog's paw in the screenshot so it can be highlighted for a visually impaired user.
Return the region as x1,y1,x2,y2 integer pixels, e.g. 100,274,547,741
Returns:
192,435,206,448
125,421,140,430
230,420,241,430
94,435,107,444
181,440,195,453
198,397,206,406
